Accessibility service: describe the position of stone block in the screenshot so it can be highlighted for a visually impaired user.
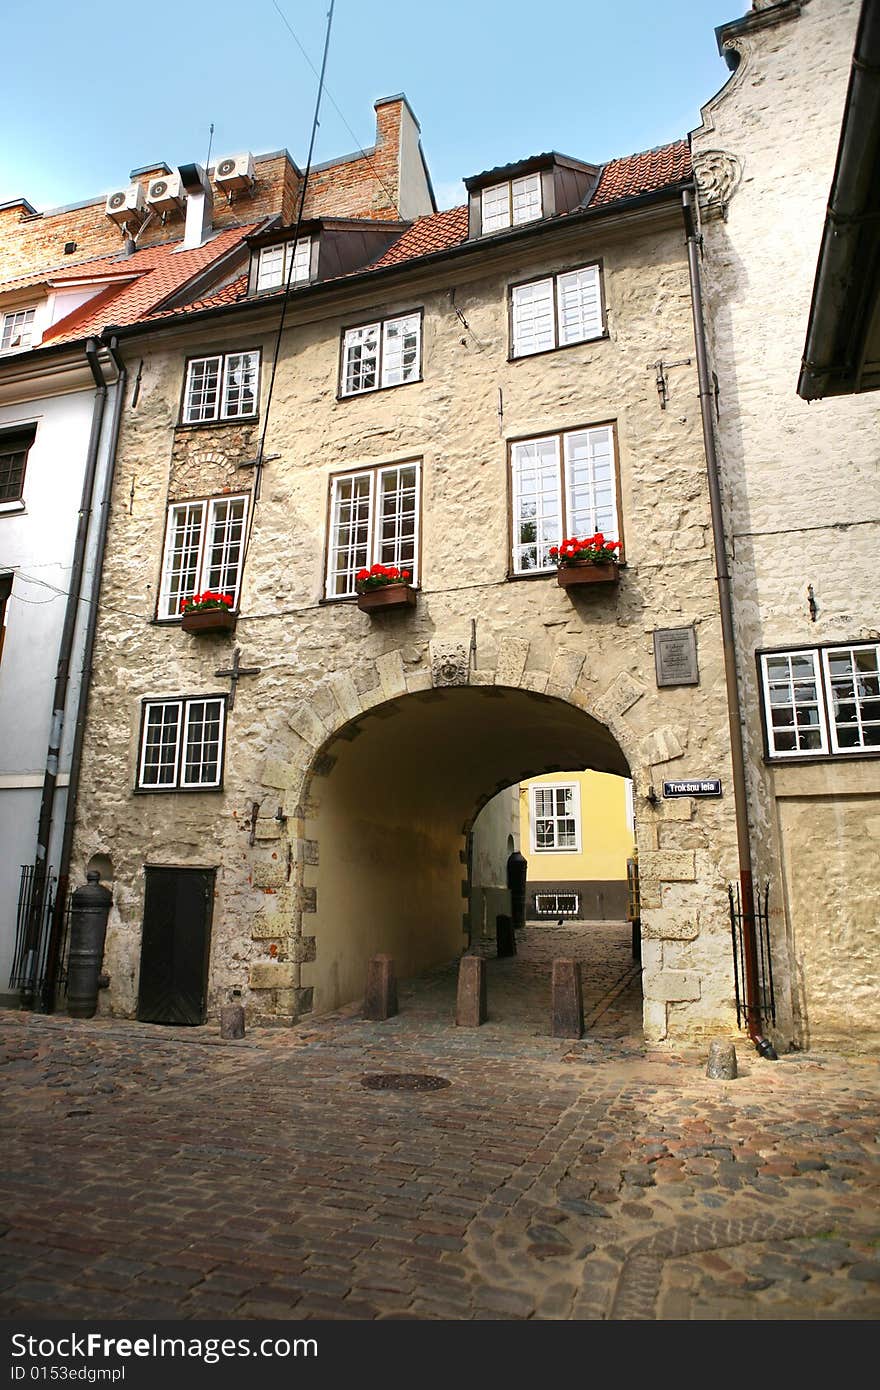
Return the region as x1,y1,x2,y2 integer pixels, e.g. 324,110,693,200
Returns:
592,670,647,723
548,648,585,695
277,986,313,1018
456,955,487,1027
249,961,296,990
253,816,282,841
662,798,695,821
364,954,398,1021
252,860,287,890
328,672,361,722
520,669,549,694
647,970,701,1003
405,670,432,693
289,935,316,964
638,850,696,883
637,726,686,767
470,668,496,685
706,1039,738,1079
220,1004,245,1039
642,999,668,1041
287,702,328,749
640,908,700,942
430,640,470,687
375,650,407,698
495,637,530,687
251,915,293,941
260,758,296,790
551,959,584,1039
296,838,319,865
300,886,317,914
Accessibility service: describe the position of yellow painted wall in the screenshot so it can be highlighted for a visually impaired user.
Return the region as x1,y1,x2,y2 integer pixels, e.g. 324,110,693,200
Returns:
519,771,634,883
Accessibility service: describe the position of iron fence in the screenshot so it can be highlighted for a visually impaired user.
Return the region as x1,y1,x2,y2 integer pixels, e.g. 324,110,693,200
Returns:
728,880,776,1030
8,864,72,1005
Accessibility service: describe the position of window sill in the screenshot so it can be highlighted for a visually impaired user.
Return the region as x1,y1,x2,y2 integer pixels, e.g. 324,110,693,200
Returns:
175,417,259,432
320,587,421,605
506,563,628,582
508,332,609,364
0,500,25,515
336,375,423,403
134,785,224,795
765,749,880,766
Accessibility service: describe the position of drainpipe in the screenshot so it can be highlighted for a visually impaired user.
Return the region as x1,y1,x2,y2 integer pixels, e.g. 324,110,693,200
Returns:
20,339,108,1009
39,337,127,1014
682,187,776,1060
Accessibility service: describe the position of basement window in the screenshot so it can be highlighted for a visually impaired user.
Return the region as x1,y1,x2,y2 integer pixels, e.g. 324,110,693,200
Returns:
759,643,880,758
535,892,579,916
325,460,420,598
1,307,36,353
481,174,542,234
510,264,603,357
157,494,248,620
138,696,226,790
509,424,620,574
255,238,311,293
182,350,260,424
340,311,422,396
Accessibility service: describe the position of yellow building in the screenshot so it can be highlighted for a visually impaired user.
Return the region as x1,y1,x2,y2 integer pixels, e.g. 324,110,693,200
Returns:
519,772,634,921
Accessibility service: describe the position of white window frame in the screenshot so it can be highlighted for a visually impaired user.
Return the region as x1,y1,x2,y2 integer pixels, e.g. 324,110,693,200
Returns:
255,237,312,293
510,425,620,574
1,307,36,353
138,696,226,790
182,350,260,424
535,892,579,916
821,643,880,754
157,494,249,620
340,312,422,397
325,460,421,599
530,782,582,854
480,173,543,235
760,649,829,758
511,264,603,358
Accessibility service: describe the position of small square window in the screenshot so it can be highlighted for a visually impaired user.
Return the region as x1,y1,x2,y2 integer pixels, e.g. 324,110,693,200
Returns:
255,238,311,293
138,696,226,790
340,312,422,397
1,308,36,353
182,351,260,424
0,426,36,505
480,175,542,235
510,264,603,358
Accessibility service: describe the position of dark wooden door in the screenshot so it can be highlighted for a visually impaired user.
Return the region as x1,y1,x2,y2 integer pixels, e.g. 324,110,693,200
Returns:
137,867,214,1025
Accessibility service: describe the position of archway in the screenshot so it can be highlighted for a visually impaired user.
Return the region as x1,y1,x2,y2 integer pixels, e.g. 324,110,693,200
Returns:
301,685,632,1016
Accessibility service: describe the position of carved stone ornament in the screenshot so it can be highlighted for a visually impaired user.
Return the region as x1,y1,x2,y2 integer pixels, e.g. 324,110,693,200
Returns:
429,640,470,687
693,149,743,220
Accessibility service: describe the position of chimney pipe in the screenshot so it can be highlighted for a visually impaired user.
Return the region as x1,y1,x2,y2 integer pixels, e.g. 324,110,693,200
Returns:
178,163,213,249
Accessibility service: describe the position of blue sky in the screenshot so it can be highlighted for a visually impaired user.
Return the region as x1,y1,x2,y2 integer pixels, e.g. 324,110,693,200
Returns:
1,0,738,212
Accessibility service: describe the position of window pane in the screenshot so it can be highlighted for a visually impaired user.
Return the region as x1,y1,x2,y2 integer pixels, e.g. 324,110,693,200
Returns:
140,703,181,786
556,265,602,345
511,438,561,572
342,324,379,395
256,245,284,292
222,352,259,419
481,182,510,233
376,464,418,572
329,473,373,595
381,314,421,387
531,782,579,851
763,651,827,756
565,427,618,540
824,644,880,752
511,174,542,225
512,279,555,357
0,446,27,502
184,357,221,423
181,699,224,787
205,497,247,606
1,308,36,351
159,502,205,619
287,237,311,285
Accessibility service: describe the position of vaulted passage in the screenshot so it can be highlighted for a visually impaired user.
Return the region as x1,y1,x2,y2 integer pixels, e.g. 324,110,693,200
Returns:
305,685,632,1015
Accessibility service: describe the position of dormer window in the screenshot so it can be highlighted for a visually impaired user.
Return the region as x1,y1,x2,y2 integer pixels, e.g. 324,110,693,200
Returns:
481,175,542,235
256,238,311,293
1,308,36,352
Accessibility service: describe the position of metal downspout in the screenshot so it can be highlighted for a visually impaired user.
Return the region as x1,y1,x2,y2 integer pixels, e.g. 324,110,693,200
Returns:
20,340,108,1009
682,187,777,1060
39,338,127,1015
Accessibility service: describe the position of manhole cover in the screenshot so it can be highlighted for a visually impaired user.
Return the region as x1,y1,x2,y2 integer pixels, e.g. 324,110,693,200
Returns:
360,1072,450,1092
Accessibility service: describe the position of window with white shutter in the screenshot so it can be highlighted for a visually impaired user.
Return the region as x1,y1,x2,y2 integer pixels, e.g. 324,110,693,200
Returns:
510,425,620,575
158,495,248,619
511,264,603,357
326,461,421,597
341,312,421,396
183,351,260,423
530,783,581,852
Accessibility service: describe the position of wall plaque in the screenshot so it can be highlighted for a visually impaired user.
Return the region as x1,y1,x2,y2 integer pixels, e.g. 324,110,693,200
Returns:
653,626,699,687
663,778,722,798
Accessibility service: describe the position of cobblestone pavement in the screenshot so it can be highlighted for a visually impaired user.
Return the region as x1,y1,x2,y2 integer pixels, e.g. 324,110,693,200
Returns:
1,924,878,1321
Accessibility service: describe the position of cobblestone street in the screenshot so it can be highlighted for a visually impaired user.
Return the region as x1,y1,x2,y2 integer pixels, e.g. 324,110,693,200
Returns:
1,924,878,1321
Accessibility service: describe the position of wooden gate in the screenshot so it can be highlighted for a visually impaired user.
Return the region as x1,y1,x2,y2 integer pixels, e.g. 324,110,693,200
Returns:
137,867,214,1025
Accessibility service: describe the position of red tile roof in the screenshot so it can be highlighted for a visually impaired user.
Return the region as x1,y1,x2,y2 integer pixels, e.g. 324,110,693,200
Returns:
369,205,470,270
591,139,692,207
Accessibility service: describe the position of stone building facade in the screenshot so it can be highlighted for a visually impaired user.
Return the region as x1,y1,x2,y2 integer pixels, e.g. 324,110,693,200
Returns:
693,0,880,1050
66,138,749,1043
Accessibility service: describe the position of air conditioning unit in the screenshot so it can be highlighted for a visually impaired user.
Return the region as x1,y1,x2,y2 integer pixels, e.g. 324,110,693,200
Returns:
146,171,185,215
214,152,255,193
105,183,146,227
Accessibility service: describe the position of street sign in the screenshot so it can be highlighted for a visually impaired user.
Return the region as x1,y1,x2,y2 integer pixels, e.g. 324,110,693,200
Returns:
663,778,722,798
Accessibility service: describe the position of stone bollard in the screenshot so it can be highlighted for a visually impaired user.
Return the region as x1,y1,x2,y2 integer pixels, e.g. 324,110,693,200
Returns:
220,1004,245,1039
496,913,516,958
706,1038,738,1079
551,959,584,1039
364,954,398,1021
456,954,487,1027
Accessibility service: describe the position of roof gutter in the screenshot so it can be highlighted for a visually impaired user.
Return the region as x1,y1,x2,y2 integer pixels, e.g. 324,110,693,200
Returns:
797,0,880,399
39,338,128,1013
682,188,777,1060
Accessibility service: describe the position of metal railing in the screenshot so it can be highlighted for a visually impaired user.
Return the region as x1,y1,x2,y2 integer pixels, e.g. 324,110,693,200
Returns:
728,880,776,1030
8,864,72,1005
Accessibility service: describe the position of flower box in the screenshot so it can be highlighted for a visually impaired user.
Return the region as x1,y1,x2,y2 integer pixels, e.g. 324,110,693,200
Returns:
556,561,619,589
180,608,238,634
357,582,417,613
